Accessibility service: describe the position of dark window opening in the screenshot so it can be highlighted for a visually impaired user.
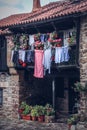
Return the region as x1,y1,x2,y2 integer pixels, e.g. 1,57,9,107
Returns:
0,88,3,106
0,36,7,71
0,36,5,48
55,77,64,98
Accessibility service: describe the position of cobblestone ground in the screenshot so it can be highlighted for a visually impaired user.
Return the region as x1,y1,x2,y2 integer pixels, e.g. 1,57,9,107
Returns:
0,117,87,130
0,117,68,130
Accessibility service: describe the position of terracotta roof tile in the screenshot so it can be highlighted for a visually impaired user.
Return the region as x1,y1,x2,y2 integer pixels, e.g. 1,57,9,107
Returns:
0,0,87,28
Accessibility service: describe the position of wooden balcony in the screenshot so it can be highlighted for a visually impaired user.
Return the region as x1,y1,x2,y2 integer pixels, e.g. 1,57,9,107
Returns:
13,44,79,71
54,44,78,69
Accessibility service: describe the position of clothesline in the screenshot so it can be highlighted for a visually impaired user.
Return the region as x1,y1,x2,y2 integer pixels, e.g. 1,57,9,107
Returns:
11,46,70,78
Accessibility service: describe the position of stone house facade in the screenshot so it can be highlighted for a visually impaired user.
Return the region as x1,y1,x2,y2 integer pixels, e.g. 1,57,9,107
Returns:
0,0,87,119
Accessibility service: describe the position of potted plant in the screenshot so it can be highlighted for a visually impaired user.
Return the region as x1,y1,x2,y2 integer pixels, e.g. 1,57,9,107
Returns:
37,106,45,122
45,104,55,123
67,114,79,130
19,101,26,114
74,82,87,122
21,104,32,120
31,106,39,121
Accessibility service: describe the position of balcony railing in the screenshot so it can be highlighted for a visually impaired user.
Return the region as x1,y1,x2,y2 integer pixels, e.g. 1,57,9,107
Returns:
55,45,77,67
12,45,78,70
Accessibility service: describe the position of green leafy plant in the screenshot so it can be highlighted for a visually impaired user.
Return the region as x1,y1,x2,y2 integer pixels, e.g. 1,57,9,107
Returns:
19,101,27,110
67,114,79,125
37,105,45,116
74,82,87,93
31,106,39,117
45,104,55,116
22,104,32,115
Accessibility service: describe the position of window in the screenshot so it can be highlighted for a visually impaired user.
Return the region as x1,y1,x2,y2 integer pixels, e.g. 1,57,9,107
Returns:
0,88,3,106
0,36,7,71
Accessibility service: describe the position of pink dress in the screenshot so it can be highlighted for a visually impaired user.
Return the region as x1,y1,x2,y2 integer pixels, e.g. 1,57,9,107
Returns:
34,50,44,78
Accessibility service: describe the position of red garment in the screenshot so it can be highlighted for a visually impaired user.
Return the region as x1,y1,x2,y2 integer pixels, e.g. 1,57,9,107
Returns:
34,50,44,78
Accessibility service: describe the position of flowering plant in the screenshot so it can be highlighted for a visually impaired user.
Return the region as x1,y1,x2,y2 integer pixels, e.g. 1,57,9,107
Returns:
34,41,44,50
20,43,29,50
34,33,44,50
45,104,55,116
48,31,62,47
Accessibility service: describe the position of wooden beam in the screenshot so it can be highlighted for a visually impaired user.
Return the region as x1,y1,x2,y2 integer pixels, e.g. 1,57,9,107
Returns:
76,17,80,66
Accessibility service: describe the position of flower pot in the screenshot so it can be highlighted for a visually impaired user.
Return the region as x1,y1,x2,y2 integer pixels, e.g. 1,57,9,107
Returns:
45,115,55,123
22,62,27,67
19,109,24,114
56,44,61,47
31,116,37,121
21,115,32,120
38,115,45,122
40,47,43,50
18,60,23,65
68,124,72,130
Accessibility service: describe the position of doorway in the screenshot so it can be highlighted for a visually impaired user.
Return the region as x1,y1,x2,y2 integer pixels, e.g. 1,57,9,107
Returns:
55,77,64,112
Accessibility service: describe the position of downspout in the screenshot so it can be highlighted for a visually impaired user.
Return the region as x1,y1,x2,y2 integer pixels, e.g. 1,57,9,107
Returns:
52,79,55,109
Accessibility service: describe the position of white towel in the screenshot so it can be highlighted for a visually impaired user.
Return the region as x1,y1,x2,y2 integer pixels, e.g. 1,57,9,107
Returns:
19,50,26,62
43,48,51,74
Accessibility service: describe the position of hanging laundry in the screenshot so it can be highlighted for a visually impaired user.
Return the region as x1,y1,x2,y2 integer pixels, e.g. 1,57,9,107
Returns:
43,48,51,75
51,48,55,61
11,50,14,62
29,35,34,45
29,35,34,50
40,34,45,43
64,38,70,47
44,34,49,42
26,50,34,63
61,47,65,62
44,40,51,50
64,31,69,46
12,50,19,65
34,50,44,78
19,50,26,62
64,46,69,62
55,47,63,63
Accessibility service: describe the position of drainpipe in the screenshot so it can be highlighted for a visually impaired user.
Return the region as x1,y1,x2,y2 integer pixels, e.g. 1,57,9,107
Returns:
52,79,55,109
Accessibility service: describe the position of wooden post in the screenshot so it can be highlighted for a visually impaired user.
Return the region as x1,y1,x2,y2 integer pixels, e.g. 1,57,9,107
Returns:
76,18,80,66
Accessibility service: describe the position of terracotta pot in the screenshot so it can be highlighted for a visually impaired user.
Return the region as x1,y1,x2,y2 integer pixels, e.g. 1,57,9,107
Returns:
40,47,43,50
22,62,27,67
56,44,61,47
68,124,72,130
38,115,45,122
31,116,37,121
35,47,38,50
19,109,24,114
45,115,55,123
18,60,23,65
21,115,32,120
